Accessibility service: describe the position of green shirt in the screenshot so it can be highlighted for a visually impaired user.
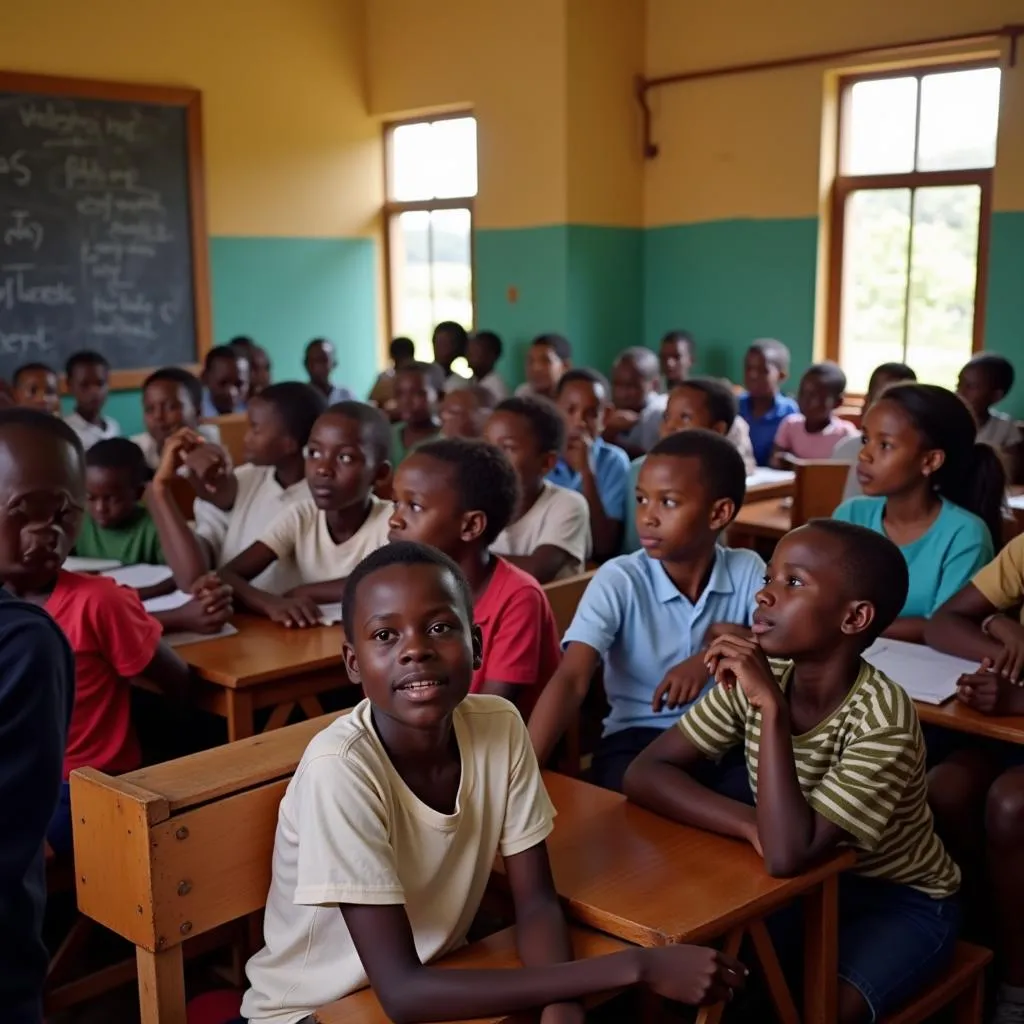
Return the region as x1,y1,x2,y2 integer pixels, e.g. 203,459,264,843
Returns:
679,658,960,898
74,506,165,566
390,422,439,468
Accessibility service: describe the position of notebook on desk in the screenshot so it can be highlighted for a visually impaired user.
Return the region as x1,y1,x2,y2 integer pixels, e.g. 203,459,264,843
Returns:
863,639,981,705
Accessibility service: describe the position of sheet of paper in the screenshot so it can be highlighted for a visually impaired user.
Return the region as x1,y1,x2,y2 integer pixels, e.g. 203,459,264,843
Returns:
745,468,795,488
1007,492,1024,511
318,603,343,626
863,640,981,705
164,623,239,647
103,564,174,589
142,590,193,613
64,555,122,574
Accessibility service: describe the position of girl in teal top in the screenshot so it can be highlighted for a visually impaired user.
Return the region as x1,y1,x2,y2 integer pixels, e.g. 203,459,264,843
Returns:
833,382,1004,644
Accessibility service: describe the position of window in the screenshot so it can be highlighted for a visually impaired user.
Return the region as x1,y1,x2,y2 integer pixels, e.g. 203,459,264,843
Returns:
384,115,477,362
826,65,1001,392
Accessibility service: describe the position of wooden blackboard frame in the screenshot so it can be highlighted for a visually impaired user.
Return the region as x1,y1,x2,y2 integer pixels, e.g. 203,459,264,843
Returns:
0,70,212,391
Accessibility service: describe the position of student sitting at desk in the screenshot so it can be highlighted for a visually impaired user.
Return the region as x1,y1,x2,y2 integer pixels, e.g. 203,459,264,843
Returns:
548,368,630,563
147,383,327,597
304,337,354,406
229,336,272,398
833,382,1004,644
438,385,496,441
388,438,559,715
391,361,442,467
738,339,798,466
466,330,509,402
623,378,755,554
485,396,590,583
625,519,961,1024
769,361,858,465
219,402,392,627
131,367,221,473
529,430,764,791
957,352,1023,484
925,533,1024,1024
63,350,120,450
201,345,249,417
515,332,572,401
238,541,746,1024
604,346,666,460
12,362,60,417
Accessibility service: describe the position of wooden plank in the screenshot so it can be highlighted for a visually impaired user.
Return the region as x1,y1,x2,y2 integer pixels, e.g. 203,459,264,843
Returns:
137,947,186,1024
748,919,800,1024
916,700,1024,745
123,711,344,811
543,571,596,637
803,874,838,1024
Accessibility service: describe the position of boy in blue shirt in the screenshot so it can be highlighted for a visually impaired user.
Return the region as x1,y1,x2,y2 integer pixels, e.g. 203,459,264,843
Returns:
547,368,629,562
738,339,798,466
530,429,765,792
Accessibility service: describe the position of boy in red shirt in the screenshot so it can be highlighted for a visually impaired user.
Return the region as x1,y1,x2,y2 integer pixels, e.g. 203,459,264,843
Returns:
387,437,559,715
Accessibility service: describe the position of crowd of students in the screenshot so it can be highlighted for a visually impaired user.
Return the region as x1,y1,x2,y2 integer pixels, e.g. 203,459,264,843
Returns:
3,322,1024,1024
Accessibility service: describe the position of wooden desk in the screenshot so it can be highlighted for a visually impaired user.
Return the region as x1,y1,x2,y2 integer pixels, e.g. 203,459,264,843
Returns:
745,476,795,504
175,615,352,741
728,499,791,547
519,773,855,1024
916,699,1024,745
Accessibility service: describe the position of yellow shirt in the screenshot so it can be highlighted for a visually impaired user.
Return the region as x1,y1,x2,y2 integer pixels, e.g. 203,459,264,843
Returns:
972,533,1024,623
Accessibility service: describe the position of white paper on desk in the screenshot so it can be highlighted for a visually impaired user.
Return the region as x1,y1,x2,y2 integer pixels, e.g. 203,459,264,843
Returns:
1007,492,1024,511
318,602,343,625
142,590,193,613
863,640,981,705
102,564,174,589
745,468,795,488
164,623,238,647
64,555,122,574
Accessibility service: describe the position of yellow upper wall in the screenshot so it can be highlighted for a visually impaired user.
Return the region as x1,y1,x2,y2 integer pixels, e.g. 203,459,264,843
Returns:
0,0,380,239
645,0,1024,225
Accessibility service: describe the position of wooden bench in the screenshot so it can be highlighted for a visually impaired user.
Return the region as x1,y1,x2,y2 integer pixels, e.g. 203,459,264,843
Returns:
542,570,595,637
70,712,627,1023
880,940,991,1024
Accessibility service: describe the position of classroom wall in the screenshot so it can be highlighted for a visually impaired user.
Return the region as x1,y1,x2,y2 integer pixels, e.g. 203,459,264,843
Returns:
644,0,1024,412
2,0,380,433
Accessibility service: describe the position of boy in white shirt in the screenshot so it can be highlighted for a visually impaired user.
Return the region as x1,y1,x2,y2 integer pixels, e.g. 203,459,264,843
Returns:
131,367,221,472
147,383,327,596
239,540,746,1024
467,330,510,402
485,396,591,582
63,351,120,450
219,402,392,626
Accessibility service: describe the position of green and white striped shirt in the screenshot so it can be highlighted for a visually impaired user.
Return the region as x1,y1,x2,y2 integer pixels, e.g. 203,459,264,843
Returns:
678,658,960,899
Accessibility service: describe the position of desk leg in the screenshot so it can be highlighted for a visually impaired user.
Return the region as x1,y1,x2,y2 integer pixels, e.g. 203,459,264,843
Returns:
803,875,839,1024
748,918,800,1024
225,691,255,742
695,928,745,1024
137,946,186,1024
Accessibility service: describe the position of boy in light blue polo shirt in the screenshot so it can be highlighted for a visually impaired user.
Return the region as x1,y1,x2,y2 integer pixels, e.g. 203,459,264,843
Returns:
529,429,765,792
738,339,798,466
547,368,630,563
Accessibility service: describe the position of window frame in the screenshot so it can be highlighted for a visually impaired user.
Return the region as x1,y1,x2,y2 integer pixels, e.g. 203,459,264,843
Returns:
381,111,477,348
824,60,997,381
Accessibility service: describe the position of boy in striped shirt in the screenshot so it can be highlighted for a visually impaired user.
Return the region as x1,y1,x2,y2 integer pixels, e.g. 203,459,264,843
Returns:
625,519,960,1023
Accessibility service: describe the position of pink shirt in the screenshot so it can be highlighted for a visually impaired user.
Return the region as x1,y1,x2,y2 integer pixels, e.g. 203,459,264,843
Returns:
774,413,859,460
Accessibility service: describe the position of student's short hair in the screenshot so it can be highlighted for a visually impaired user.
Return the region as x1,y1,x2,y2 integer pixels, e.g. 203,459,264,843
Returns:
556,367,611,402
531,333,572,362
259,382,327,448
65,350,109,379
615,346,660,380
802,519,909,641
389,336,415,362
143,367,203,411
396,360,444,393
648,429,747,513
228,336,255,352
470,330,503,360
965,352,1015,396
433,321,469,354
747,339,791,374
661,330,695,354
204,345,240,371
343,541,474,639
0,407,84,460
802,361,847,401
85,436,149,488
868,362,916,392
455,385,498,411
412,438,519,546
495,395,566,454
323,400,391,465
13,362,56,387
305,337,332,357
677,378,738,430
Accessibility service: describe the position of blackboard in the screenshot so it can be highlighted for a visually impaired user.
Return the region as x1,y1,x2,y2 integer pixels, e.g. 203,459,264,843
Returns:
0,73,211,387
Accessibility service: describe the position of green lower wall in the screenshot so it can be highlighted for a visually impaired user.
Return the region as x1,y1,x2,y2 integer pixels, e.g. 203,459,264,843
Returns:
82,235,378,435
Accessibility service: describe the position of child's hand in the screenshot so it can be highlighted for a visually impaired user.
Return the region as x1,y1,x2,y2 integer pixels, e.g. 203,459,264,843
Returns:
742,820,764,857
603,408,640,438
955,662,1021,716
154,428,204,484
172,598,232,635
190,573,233,617
266,594,324,629
563,432,593,475
704,635,781,711
651,653,709,712
184,444,231,496
637,944,747,1005
988,617,1024,682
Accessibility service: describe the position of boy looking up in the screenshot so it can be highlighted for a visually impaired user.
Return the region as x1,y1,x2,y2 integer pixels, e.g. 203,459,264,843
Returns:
530,430,765,791
626,520,960,1023
240,541,746,1024
64,351,119,449
548,369,629,562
